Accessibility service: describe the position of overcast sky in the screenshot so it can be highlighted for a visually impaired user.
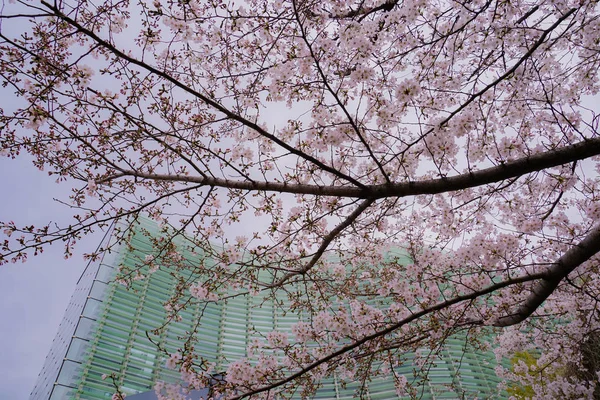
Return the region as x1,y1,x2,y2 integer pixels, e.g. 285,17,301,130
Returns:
0,4,102,397
0,155,102,400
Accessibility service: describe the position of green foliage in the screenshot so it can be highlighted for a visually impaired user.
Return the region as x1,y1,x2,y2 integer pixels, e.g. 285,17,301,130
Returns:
506,351,538,400
508,333,600,399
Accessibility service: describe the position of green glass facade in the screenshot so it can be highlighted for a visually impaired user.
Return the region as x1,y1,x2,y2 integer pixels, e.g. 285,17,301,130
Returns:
30,221,504,399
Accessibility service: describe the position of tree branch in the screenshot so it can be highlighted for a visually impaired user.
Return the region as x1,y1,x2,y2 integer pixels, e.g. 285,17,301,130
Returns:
40,1,367,190
493,224,600,327
269,198,376,287
101,136,600,199
293,0,392,184
230,271,546,399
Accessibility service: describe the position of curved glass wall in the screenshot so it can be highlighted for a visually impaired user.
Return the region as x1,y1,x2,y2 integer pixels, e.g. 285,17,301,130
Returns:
31,220,504,399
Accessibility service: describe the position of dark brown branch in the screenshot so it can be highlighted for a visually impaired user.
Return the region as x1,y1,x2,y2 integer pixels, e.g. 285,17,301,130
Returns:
516,5,540,24
269,198,376,288
329,0,396,20
102,136,600,199
493,224,600,327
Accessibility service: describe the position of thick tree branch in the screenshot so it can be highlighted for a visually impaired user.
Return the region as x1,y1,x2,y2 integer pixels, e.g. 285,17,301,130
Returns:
329,0,396,20
493,224,600,327
102,136,600,198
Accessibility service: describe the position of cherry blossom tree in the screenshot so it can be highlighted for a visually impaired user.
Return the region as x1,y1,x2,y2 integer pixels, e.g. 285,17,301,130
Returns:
1,0,600,398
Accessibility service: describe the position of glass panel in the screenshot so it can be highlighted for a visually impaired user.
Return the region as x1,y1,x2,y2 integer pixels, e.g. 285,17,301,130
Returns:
66,337,91,363
78,384,115,400
75,317,96,339
96,264,115,282
83,298,103,319
57,360,83,386
49,384,75,400
90,281,109,301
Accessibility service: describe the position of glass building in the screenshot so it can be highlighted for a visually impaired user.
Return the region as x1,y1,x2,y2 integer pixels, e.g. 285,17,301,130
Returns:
30,220,504,399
